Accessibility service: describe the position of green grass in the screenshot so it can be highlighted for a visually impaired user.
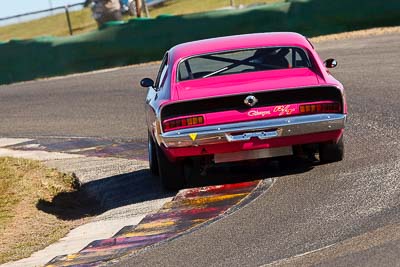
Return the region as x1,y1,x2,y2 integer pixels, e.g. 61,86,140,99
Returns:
0,9,94,41
149,0,283,17
0,0,283,41
0,157,85,263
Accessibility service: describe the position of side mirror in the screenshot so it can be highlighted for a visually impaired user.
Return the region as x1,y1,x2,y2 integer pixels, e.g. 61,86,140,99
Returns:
324,58,337,68
140,78,154,88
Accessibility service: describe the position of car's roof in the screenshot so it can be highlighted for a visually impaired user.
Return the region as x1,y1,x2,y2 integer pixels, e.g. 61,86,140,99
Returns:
169,32,312,63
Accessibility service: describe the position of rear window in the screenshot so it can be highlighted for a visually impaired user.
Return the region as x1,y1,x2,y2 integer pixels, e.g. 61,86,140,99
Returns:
178,47,311,81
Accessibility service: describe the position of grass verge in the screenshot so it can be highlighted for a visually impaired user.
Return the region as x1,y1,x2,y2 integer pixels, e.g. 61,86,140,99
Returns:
0,0,282,41
0,157,93,264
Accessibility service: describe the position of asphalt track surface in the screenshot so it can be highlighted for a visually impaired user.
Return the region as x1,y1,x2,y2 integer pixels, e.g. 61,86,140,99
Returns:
1,33,400,266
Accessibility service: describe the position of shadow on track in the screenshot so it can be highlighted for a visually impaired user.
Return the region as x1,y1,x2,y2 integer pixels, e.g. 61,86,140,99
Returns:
36,157,315,220
187,156,315,188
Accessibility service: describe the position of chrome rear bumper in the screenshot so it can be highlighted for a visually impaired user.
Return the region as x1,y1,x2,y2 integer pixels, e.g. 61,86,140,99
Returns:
160,113,346,148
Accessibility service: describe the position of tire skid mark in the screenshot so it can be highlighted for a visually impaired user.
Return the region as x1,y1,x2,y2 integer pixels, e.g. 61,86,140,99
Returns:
45,181,261,267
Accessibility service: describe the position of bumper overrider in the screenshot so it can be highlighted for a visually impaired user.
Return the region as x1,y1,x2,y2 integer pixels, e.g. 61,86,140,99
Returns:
159,113,346,148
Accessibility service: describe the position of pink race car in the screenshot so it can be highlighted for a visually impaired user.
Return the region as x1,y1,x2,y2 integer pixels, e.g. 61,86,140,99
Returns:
141,32,347,190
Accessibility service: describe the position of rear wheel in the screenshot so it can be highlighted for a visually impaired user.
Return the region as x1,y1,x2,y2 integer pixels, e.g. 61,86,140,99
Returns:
319,136,344,163
148,133,159,176
155,142,185,191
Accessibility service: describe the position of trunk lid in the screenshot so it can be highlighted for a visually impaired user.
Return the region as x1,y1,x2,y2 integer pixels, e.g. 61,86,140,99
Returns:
175,68,320,101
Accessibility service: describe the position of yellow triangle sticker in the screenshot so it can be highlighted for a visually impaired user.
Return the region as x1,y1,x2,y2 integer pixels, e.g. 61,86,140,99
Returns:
189,133,198,141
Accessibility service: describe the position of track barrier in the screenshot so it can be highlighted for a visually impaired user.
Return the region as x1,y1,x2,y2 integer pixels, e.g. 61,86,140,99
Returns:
1,0,399,85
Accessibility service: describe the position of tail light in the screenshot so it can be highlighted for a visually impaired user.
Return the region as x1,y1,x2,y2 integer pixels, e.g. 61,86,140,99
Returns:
300,102,341,114
163,115,204,131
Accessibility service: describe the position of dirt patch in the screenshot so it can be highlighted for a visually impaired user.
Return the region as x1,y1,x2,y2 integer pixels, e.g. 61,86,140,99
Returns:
0,157,96,264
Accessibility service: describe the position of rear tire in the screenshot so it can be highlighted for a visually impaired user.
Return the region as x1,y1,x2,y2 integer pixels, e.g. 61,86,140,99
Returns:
155,142,185,191
319,136,344,163
148,133,159,176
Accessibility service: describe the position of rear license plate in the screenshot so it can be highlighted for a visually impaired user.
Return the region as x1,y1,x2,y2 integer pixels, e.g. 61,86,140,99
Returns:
214,146,293,163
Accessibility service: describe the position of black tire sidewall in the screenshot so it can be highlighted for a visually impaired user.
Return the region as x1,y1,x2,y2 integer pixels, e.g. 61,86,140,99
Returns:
148,132,159,176
319,135,344,163
155,141,185,191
